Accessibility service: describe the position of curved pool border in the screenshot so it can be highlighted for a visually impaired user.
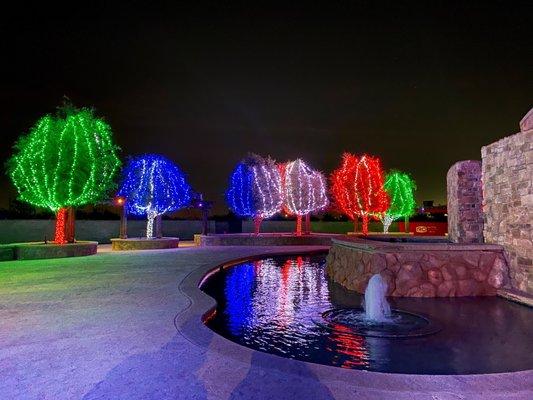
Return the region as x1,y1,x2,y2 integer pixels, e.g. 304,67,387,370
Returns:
173,246,533,396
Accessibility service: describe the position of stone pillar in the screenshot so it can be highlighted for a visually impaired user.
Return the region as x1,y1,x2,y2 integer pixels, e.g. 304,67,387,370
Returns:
446,160,484,243
481,110,533,294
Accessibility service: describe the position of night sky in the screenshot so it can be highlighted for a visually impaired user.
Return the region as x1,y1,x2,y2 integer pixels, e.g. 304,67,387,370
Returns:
2,2,531,213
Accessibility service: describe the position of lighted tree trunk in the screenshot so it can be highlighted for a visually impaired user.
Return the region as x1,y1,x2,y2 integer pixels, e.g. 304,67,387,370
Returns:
54,208,68,244
253,216,263,235
404,216,410,233
304,214,311,235
295,215,302,236
362,214,369,235
146,215,155,239
382,214,393,233
54,207,75,244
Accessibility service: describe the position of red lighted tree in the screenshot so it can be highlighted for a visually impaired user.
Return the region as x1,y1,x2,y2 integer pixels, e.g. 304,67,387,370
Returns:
330,153,389,235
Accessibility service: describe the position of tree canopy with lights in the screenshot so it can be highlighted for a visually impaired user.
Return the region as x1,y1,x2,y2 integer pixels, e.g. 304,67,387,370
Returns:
330,153,389,235
7,105,121,244
118,154,193,238
381,170,417,232
281,158,328,235
226,153,283,234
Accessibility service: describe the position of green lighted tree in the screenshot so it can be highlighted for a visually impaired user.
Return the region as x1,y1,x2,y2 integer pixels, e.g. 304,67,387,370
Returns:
381,170,417,233
7,105,121,243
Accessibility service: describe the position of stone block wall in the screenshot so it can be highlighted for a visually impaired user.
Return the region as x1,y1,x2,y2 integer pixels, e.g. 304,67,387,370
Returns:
481,128,533,294
447,160,484,243
326,240,508,297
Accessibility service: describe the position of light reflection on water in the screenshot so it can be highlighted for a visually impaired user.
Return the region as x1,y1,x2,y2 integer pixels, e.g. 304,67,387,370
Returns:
215,255,370,368
201,254,533,374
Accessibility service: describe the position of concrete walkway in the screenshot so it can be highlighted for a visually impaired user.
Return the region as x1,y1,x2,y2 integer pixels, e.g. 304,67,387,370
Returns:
1,246,531,399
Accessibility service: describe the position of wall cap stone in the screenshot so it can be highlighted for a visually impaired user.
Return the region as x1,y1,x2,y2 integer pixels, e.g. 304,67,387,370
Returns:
447,160,482,172
331,238,505,252
519,107,533,132
482,127,533,155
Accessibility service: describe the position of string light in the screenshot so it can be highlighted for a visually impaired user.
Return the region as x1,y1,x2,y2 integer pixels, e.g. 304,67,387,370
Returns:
118,154,193,238
226,162,255,217
226,154,283,233
277,162,292,215
282,159,328,235
7,107,121,244
382,170,417,232
330,153,389,235
252,162,283,219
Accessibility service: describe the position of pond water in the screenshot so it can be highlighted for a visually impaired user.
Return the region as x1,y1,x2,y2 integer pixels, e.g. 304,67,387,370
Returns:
201,253,533,374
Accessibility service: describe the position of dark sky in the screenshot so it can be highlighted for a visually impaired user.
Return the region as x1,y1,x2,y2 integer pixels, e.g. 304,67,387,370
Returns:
2,2,532,212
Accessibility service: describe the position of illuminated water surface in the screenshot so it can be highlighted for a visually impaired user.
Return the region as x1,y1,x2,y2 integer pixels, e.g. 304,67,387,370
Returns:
201,254,533,374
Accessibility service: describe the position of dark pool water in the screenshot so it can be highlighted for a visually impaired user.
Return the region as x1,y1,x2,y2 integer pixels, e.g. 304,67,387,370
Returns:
201,254,533,374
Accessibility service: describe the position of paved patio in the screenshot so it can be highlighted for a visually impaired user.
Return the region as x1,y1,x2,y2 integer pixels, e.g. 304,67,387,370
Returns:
1,246,532,399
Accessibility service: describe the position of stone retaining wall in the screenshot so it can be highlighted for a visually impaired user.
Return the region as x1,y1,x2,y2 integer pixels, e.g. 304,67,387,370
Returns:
326,239,509,297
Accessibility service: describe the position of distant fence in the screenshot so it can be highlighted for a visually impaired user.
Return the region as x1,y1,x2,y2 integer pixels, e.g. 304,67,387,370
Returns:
0,220,213,244
0,219,401,244
241,220,399,234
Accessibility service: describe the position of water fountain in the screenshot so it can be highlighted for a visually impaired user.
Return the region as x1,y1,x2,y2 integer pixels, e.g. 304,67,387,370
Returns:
363,274,391,322
322,273,440,338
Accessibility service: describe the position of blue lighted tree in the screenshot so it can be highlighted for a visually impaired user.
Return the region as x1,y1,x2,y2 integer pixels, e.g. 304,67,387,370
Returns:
226,154,283,234
118,154,193,238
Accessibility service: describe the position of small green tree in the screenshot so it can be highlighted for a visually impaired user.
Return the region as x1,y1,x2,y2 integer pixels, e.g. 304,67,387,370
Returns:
7,105,121,243
381,170,417,233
